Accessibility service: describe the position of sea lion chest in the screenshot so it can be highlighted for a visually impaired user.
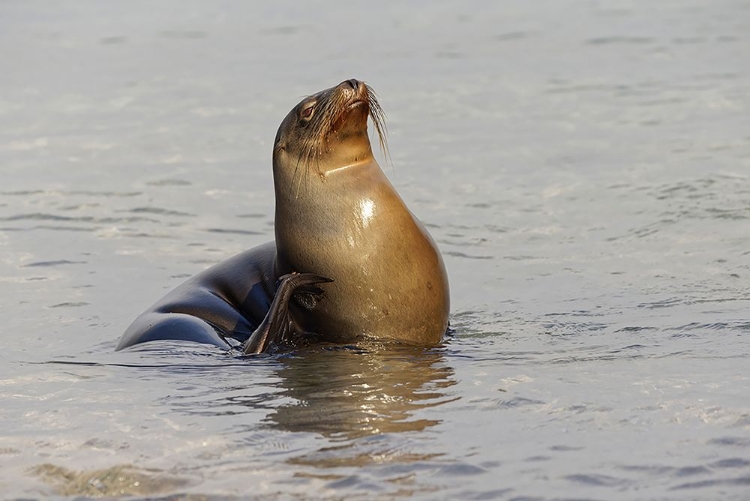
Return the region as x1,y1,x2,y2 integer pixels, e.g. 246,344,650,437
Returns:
274,161,449,344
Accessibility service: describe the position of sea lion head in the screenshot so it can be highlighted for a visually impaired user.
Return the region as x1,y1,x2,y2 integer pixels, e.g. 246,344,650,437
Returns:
272,79,387,184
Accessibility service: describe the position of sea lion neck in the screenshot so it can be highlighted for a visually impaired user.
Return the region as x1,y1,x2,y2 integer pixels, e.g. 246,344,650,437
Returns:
273,155,391,272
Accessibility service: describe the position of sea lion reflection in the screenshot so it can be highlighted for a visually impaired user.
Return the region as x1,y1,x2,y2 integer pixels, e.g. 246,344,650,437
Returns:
267,345,456,439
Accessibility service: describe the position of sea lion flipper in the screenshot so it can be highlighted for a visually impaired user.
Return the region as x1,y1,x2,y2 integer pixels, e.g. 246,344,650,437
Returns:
292,274,333,310
243,273,332,354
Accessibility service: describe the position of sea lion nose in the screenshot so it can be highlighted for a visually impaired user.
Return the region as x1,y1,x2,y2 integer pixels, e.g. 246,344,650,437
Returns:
344,79,360,90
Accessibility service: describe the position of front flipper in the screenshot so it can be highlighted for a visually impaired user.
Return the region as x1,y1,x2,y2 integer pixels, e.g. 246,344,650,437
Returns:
243,273,332,354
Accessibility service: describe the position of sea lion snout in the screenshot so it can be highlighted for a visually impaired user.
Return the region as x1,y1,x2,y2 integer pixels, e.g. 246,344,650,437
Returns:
343,78,360,90
338,78,368,105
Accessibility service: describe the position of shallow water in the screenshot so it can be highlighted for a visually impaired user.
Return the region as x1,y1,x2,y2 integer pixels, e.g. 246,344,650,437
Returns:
2,1,750,499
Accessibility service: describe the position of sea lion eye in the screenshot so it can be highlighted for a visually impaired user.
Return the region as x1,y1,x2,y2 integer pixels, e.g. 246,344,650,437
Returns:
300,102,315,120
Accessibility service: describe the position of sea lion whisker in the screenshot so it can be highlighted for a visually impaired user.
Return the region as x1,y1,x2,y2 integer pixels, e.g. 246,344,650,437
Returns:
295,135,315,198
293,159,304,199
365,87,390,165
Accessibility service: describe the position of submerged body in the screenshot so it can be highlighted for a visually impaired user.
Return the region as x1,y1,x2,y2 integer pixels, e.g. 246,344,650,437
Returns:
117,79,449,352
117,243,277,350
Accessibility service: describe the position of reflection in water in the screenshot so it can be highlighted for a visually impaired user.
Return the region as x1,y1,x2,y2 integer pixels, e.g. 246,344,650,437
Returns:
268,344,457,439
267,344,457,471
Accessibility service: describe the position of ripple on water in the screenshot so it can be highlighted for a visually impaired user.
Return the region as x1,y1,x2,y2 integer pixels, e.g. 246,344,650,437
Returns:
0,190,142,197
651,176,749,220
444,251,493,260
20,260,87,267
585,36,656,45
666,321,750,332
145,178,192,187
564,473,629,487
616,458,750,493
49,302,89,308
671,476,750,491
708,436,750,448
673,465,711,477
1,225,95,233
126,207,195,217
0,213,160,224
204,228,263,235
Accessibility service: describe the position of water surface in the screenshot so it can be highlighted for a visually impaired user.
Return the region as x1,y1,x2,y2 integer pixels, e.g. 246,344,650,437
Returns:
1,1,749,499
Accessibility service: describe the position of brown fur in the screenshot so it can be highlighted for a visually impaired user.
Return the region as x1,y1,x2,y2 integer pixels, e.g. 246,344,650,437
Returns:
271,79,450,345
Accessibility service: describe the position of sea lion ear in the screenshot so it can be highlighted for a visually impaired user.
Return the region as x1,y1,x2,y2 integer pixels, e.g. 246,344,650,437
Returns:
273,122,288,152
274,111,296,149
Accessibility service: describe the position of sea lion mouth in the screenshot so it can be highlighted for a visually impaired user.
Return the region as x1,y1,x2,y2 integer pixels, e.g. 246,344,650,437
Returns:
347,99,368,110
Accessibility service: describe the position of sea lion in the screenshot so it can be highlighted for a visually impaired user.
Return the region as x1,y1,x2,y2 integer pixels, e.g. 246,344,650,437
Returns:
116,79,450,353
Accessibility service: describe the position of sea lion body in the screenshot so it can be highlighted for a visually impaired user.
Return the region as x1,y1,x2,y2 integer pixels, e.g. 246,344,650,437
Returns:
117,79,449,352
116,243,278,350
